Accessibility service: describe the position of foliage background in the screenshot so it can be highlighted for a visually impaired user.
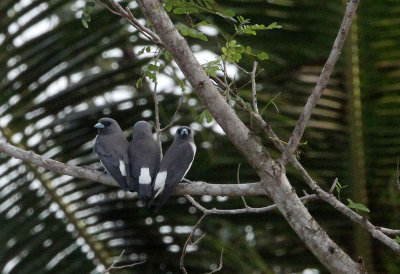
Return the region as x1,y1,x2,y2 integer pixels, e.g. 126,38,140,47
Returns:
0,0,399,273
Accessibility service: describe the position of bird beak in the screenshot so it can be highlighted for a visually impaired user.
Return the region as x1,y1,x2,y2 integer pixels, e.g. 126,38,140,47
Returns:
94,123,105,129
181,129,189,136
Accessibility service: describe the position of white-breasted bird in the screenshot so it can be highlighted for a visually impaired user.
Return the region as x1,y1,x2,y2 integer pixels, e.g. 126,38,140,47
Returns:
93,118,131,190
128,121,161,205
153,126,196,211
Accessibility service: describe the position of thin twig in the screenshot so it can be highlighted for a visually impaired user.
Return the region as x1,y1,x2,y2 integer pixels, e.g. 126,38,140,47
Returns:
180,213,208,274
330,177,339,194
281,0,360,165
102,250,146,273
236,163,249,208
250,61,259,114
97,1,120,16
205,248,224,274
209,75,228,90
105,0,163,45
152,80,162,156
185,194,317,215
160,97,183,131
376,227,400,236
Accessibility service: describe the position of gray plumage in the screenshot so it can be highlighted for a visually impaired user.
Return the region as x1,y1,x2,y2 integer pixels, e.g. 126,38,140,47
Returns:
93,118,131,191
128,121,161,205
153,126,196,211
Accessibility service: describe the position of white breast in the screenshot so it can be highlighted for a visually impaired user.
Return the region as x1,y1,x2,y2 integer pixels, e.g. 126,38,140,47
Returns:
139,168,151,185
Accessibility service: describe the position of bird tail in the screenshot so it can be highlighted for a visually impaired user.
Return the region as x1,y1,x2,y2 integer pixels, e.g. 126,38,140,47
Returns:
138,184,152,207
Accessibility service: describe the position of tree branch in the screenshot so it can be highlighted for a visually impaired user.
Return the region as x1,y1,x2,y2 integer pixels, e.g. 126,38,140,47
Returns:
185,194,317,215
281,0,360,164
376,227,400,236
102,0,163,45
180,213,208,274
206,248,224,274
250,61,259,114
315,188,400,254
102,250,146,273
0,140,266,196
152,79,163,156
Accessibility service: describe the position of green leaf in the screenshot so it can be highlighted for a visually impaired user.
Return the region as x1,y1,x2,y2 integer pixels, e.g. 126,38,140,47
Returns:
137,47,146,56
267,22,282,29
164,0,173,11
245,102,253,111
144,71,157,82
81,18,89,29
164,50,172,61
396,236,400,244
136,77,143,88
197,110,213,123
222,10,235,18
148,64,160,71
347,199,370,213
243,28,256,35
173,7,186,14
257,52,269,60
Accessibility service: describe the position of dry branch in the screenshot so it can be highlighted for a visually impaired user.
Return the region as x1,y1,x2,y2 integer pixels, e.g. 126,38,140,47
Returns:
0,140,266,196
281,0,360,164
185,194,317,215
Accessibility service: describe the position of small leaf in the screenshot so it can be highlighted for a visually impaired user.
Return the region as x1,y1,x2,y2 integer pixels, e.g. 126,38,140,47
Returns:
136,77,143,88
246,46,252,54
173,7,186,14
146,46,151,53
396,236,400,244
164,50,172,61
257,52,269,60
148,64,160,71
267,22,282,29
243,28,256,35
165,1,173,11
198,110,213,123
144,71,157,82
347,199,370,213
81,18,89,28
245,102,253,111
137,47,146,56
222,10,235,18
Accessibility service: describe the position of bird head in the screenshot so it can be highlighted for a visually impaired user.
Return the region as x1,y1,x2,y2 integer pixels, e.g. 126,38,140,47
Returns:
94,118,120,134
132,120,153,138
175,126,193,140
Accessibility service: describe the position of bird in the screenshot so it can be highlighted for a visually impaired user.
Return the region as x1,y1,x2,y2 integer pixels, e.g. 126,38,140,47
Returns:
153,126,196,211
128,121,161,206
93,117,131,191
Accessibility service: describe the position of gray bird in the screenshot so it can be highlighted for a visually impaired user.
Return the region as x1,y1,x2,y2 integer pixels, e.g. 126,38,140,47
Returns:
128,121,161,205
93,118,131,191
153,126,196,211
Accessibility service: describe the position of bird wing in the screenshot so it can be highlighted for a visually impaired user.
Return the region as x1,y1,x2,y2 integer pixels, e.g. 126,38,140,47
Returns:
156,142,195,211
94,139,128,190
129,140,161,199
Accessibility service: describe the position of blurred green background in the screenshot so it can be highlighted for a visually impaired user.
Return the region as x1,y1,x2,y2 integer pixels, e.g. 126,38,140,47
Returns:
1,0,399,273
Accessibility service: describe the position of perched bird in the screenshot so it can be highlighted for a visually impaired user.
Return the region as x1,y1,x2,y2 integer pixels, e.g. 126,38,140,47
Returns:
153,126,196,211
93,118,131,191
128,121,161,205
